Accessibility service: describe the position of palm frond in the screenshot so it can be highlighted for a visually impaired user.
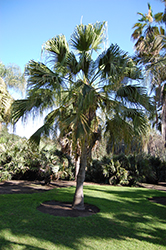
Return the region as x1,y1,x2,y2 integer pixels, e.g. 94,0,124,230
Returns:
11,99,33,123
67,52,80,75
44,108,60,125
116,84,154,111
29,107,67,146
70,22,106,53
42,35,69,66
98,43,128,84
12,87,58,124
132,112,149,135
29,123,51,146
122,107,148,134
123,58,142,80
154,12,164,24
78,52,93,77
105,116,134,146
25,60,63,91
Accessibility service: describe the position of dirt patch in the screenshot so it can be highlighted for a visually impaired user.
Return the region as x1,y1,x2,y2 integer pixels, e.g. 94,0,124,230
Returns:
0,180,75,194
138,182,166,192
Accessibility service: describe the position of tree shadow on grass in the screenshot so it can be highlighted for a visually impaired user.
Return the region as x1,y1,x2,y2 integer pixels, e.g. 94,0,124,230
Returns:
0,237,45,250
0,186,166,249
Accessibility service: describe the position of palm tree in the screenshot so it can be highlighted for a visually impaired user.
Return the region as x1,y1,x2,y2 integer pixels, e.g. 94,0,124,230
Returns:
0,77,13,130
0,62,26,129
131,3,166,145
131,3,165,52
0,62,26,95
12,22,152,210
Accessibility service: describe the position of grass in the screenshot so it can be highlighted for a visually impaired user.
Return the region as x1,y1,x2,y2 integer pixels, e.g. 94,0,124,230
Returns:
0,184,166,250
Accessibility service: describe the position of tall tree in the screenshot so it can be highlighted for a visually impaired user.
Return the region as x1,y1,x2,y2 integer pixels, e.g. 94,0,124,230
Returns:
131,3,165,58
131,3,166,145
12,22,152,210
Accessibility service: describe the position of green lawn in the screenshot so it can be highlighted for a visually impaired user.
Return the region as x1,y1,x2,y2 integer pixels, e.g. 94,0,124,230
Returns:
0,184,166,249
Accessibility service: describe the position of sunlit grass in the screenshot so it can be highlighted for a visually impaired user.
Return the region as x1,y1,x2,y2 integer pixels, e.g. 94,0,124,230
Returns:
0,185,166,249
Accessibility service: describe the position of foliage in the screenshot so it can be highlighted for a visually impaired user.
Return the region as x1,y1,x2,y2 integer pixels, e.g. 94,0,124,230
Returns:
39,147,74,181
85,153,166,185
85,156,135,186
0,62,26,126
131,2,166,60
135,153,166,184
146,130,166,161
0,76,13,124
12,22,153,165
0,125,21,143
0,137,40,181
0,62,26,95
1,125,166,185
86,159,105,183
0,127,74,182
131,3,166,143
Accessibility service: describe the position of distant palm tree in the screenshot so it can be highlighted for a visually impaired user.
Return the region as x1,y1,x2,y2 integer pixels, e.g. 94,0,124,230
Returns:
0,62,26,95
12,22,152,210
131,3,166,145
131,3,165,58
0,62,26,129
0,77,13,129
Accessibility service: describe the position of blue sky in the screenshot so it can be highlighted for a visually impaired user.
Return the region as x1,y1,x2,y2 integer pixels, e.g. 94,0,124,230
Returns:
0,0,164,138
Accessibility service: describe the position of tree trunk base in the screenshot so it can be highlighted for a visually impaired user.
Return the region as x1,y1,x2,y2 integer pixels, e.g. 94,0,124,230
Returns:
72,204,85,210
72,195,85,210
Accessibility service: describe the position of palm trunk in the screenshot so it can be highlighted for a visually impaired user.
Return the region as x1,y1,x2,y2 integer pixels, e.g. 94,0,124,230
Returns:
75,154,80,181
72,141,87,210
162,96,166,147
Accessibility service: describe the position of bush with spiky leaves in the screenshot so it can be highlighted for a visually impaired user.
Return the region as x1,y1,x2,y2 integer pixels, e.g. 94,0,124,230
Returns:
0,127,74,182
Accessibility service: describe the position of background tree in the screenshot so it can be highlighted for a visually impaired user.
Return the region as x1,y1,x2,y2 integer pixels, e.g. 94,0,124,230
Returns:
0,62,26,129
0,77,13,129
131,3,166,145
131,3,165,57
0,62,26,95
12,22,153,210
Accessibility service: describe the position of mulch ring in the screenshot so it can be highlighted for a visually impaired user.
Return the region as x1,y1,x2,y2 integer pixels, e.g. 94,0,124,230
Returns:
0,180,166,217
37,200,100,217
138,182,166,206
148,197,166,205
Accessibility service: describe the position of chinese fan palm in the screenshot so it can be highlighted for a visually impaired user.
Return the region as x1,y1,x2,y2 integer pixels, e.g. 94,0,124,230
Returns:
12,22,153,209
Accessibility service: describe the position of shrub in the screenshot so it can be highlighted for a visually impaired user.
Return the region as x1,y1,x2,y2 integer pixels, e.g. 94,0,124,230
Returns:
0,138,75,182
85,156,136,186
86,159,105,183
85,153,166,186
